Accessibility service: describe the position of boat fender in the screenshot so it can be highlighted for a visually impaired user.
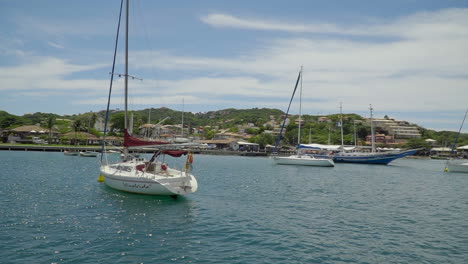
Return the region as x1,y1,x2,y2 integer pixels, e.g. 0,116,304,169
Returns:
97,174,105,182
161,164,167,170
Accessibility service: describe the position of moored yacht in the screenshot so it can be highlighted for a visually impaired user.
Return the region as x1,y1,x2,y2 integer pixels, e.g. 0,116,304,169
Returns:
98,0,198,196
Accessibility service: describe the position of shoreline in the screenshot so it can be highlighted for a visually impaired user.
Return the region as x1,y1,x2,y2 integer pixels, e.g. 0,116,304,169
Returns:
0,144,439,159
0,144,269,156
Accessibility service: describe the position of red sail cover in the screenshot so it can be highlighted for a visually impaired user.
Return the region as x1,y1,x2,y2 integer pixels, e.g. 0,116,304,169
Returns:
124,129,169,147
162,150,188,157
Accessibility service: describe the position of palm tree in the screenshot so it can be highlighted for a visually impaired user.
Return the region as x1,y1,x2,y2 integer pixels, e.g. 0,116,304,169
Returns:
89,113,98,132
72,119,83,145
46,116,55,144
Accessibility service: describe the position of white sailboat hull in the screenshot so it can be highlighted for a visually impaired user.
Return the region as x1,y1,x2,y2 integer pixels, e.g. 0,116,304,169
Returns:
447,161,468,173
273,155,334,167
100,161,198,196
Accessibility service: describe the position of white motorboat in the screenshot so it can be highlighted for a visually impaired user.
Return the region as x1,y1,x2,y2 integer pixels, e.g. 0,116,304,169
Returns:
64,150,79,156
80,151,98,157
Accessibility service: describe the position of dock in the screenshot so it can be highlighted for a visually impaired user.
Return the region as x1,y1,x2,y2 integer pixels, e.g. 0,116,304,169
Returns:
0,144,269,156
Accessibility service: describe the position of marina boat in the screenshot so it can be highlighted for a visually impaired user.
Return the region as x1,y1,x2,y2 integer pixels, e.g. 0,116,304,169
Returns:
80,151,98,157
273,154,334,166
64,150,79,156
272,67,334,167
332,104,417,165
446,160,468,173
297,143,418,165
445,108,468,173
104,150,121,154
332,149,418,165
98,0,198,196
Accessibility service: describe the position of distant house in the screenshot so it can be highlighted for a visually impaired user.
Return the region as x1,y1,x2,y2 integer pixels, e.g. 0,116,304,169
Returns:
430,147,452,157
197,139,237,150
196,132,251,150
61,132,100,145
231,141,260,152
318,117,331,123
213,132,249,141
371,117,421,140
365,134,395,144
294,117,305,125
457,145,468,158
430,145,468,158
7,125,59,144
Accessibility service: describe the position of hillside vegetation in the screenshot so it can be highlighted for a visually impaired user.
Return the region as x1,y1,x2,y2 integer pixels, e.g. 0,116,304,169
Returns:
1,108,468,148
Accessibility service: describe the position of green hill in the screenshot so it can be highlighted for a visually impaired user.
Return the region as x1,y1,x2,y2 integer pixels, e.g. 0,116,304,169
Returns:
1,108,468,148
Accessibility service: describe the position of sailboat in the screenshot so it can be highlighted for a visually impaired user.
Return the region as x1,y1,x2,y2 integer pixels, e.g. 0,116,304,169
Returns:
99,0,198,196
445,108,468,173
273,67,335,167
446,161,468,173
332,104,417,164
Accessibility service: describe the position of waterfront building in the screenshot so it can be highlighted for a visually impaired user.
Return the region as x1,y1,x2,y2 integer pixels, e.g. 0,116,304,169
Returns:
365,133,395,144
457,145,468,158
6,125,59,144
318,117,331,123
371,117,421,139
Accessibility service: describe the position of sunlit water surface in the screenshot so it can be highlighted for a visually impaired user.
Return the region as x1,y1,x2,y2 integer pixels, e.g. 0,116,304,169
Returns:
1,152,467,263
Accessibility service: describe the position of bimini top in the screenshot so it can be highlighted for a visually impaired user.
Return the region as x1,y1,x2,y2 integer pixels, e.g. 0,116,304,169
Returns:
161,150,188,157
298,144,355,151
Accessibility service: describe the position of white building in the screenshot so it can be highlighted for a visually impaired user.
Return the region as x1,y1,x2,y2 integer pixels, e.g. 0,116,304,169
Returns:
371,118,421,139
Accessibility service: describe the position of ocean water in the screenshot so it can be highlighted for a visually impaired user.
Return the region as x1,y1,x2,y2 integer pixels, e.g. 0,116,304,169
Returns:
1,151,467,264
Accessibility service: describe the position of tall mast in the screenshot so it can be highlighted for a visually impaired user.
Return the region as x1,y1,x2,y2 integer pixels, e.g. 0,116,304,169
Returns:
181,98,185,137
298,66,303,148
340,102,344,150
354,120,357,147
124,0,129,130
370,104,375,152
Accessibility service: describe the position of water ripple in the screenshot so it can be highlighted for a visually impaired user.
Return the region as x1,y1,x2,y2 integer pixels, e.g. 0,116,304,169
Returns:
0,153,467,263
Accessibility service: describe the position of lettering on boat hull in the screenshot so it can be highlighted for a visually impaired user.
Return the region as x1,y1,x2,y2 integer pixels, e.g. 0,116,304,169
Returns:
123,182,151,189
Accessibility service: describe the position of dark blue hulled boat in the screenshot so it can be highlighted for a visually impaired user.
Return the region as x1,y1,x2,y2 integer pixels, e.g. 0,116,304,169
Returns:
298,144,418,165
335,105,418,165
299,104,418,165
332,149,418,165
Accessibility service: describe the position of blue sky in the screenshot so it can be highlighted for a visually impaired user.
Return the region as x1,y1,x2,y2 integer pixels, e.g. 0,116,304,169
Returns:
1,0,467,131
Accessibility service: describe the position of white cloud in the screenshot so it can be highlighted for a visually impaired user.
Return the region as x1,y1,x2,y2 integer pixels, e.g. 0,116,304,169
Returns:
0,57,108,91
2,7,467,131
134,7,468,82
201,13,343,34
47,41,64,49
152,8,466,114
201,8,468,39
14,15,113,37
